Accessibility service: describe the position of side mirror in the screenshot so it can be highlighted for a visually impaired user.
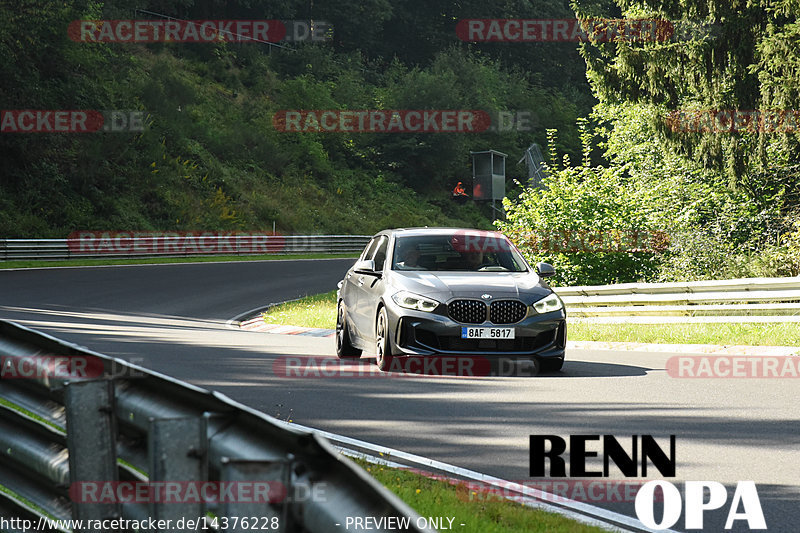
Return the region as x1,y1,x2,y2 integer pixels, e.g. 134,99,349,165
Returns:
535,262,556,278
354,259,376,274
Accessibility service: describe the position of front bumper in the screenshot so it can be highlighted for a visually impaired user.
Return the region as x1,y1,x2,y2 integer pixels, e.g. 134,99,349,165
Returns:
384,300,566,361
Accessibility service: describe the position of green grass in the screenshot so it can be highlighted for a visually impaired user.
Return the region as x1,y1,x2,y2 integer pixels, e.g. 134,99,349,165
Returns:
262,291,798,346
568,321,800,346
0,253,358,270
263,290,339,329
351,458,608,533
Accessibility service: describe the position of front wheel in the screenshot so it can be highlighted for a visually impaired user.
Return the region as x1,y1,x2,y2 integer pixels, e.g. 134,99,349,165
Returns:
375,307,394,371
336,300,361,359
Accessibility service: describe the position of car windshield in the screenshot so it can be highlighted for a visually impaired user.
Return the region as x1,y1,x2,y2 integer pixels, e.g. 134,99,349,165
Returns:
391,234,528,272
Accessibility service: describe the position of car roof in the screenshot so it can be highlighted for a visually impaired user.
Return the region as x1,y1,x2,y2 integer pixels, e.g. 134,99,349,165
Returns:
375,227,506,238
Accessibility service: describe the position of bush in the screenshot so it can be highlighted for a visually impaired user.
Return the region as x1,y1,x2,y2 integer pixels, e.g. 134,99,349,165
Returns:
496,126,664,286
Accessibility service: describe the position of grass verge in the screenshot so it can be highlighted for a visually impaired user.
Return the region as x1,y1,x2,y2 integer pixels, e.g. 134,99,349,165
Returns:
350,457,608,533
0,253,358,270
262,290,338,329
262,291,799,345
568,321,799,346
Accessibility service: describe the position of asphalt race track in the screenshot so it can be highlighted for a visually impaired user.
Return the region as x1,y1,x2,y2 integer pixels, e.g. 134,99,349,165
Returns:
1,259,798,532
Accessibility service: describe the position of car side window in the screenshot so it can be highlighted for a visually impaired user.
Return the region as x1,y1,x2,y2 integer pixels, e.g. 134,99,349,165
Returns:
361,237,380,261
371,236,389,272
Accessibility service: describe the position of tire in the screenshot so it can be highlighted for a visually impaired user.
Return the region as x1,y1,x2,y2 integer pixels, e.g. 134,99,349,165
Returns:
336,300,361,359
375,306,394,371
538,357,564,372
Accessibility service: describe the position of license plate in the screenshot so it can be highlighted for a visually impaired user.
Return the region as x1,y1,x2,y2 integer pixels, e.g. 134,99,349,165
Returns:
461,327,515,339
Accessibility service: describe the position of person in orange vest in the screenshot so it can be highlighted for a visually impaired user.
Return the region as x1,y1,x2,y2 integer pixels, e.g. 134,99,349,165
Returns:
452,181,468,197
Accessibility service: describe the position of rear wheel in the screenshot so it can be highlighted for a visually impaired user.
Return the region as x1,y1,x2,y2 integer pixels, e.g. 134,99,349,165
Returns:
375,307,394,371
336,300,361,359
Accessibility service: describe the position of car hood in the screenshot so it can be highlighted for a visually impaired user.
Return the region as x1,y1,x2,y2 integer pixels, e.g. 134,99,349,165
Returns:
389,271,552,303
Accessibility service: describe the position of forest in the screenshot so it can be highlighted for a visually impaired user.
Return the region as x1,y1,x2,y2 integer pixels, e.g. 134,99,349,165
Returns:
0,0,798,284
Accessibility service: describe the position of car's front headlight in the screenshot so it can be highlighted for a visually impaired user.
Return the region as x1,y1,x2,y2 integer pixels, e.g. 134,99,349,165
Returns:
532,293,563,314
392,291,440,312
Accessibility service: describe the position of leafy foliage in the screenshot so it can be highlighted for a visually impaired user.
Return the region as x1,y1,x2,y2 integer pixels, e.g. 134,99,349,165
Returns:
0,0,585,237
497,125,663,285
496,0,800,284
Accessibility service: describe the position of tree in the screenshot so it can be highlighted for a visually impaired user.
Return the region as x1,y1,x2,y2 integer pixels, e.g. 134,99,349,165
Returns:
572,0,800,185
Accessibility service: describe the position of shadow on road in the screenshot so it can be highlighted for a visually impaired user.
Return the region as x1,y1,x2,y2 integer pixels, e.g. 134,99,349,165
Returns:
298,355,653,378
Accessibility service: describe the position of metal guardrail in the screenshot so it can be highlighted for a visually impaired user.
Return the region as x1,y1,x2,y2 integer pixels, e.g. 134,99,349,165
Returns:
554,277,800,321
5,236,797,322
0,320,431,532
0,235,371,261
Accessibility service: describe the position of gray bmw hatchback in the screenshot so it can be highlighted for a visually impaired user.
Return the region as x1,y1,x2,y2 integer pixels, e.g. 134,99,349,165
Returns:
336,227,567,374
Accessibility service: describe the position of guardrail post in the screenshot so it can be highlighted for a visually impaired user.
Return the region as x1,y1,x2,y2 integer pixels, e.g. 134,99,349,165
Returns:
220,458,291,532
65,379,120,526
0,321,432,533
148,416,208,529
